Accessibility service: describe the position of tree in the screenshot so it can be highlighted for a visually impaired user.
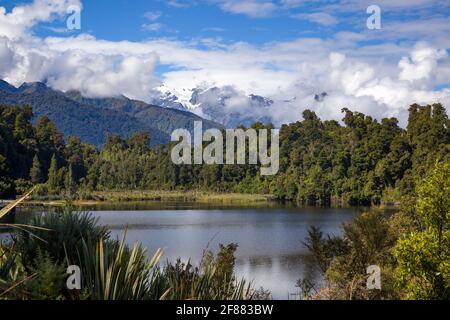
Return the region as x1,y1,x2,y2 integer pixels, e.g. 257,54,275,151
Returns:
64,164,76,196
30,155,43,184
36,115,64,176
393,161,450,299
47,154,60,193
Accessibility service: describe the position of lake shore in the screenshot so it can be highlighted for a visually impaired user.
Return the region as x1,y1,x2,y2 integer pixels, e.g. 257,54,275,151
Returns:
25,190,277,207
4,189,402,210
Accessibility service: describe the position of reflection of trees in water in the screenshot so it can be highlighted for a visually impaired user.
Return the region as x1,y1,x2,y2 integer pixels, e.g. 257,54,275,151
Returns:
296,253,324,298
235,252,322,283
235,252,324,299
301,253,322,284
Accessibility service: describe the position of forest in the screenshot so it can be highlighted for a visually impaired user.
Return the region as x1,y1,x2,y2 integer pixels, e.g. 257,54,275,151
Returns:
0,103,449,206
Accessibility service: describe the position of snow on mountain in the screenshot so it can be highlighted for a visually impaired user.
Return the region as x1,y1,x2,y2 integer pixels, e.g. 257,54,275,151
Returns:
150,84,276,128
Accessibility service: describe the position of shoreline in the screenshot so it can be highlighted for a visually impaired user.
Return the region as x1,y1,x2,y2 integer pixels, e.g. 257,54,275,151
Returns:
25,190,276,207
8,190,401,210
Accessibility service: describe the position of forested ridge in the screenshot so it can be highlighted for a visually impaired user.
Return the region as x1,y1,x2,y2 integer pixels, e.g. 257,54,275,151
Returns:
0,80,219,147
0,102,449,206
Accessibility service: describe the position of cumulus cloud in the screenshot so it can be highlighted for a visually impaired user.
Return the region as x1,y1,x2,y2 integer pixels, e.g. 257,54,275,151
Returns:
399,44,448,82
0,1,160,101
45,51,159,99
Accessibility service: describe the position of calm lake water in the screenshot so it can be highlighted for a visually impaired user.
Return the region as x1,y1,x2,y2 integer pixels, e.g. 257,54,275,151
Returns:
6,202,374,299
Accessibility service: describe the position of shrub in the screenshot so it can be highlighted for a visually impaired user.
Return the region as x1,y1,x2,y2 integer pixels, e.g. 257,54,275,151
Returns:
15,207,109,269
78,230,162,300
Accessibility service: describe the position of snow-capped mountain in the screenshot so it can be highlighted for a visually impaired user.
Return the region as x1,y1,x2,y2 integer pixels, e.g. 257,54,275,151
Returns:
151,84,275,128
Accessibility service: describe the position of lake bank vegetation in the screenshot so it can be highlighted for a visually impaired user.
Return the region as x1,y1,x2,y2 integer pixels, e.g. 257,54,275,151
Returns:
300,161,449,300
1,103,448,206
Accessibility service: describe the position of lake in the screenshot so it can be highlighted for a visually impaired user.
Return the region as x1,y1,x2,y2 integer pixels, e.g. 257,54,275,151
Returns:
7,202,372,299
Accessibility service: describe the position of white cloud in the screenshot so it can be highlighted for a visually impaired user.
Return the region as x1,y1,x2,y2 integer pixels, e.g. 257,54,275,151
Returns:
214,0,277,18
292,12,338,26
144,11,162,21
279,0,304,9
142,10,164,32
0,1,160,101
45,51,159,100
166,0,193,9
399,44,448,82
0,37,14,74
0,0,81,39
142,22,164,31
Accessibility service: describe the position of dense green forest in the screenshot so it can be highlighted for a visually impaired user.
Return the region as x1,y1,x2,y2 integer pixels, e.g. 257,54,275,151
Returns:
0,103,449,206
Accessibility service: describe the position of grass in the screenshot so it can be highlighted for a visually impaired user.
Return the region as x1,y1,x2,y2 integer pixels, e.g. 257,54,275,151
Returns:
29,190,275,206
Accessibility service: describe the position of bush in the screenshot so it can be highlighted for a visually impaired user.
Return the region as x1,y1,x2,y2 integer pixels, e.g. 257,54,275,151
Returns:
21,253,67,300
393,161,450,300
154,244,254,300
305,211,399,300
15,207,109,269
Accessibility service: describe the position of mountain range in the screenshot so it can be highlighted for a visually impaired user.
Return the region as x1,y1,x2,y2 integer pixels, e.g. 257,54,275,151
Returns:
0,79,329,146
0,80,219,147
151,85,276,128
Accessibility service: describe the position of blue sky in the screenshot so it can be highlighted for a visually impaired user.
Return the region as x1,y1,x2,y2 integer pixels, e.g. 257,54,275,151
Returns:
0,0,449,126
2,0,433,45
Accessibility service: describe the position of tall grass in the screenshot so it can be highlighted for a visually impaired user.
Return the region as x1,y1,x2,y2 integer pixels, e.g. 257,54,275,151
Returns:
78,229,163,300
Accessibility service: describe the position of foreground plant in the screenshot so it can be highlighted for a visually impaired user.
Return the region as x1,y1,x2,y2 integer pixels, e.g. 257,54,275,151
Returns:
393,161,450,300
14,209,107,272
153,244,254,300
78,229,163,300
302,161,450,300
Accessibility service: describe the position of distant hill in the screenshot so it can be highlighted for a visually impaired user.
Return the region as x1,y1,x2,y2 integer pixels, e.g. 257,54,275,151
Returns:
0,80,220,147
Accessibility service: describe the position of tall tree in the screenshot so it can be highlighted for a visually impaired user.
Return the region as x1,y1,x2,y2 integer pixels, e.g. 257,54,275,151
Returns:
30,154,43,184
47,154,59,193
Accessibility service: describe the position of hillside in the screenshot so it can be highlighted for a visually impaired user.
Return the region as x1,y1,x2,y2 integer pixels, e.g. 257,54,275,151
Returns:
0,80,219,146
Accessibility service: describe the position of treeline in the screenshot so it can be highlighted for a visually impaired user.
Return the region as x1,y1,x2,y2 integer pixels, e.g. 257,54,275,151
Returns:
0,103,449,205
